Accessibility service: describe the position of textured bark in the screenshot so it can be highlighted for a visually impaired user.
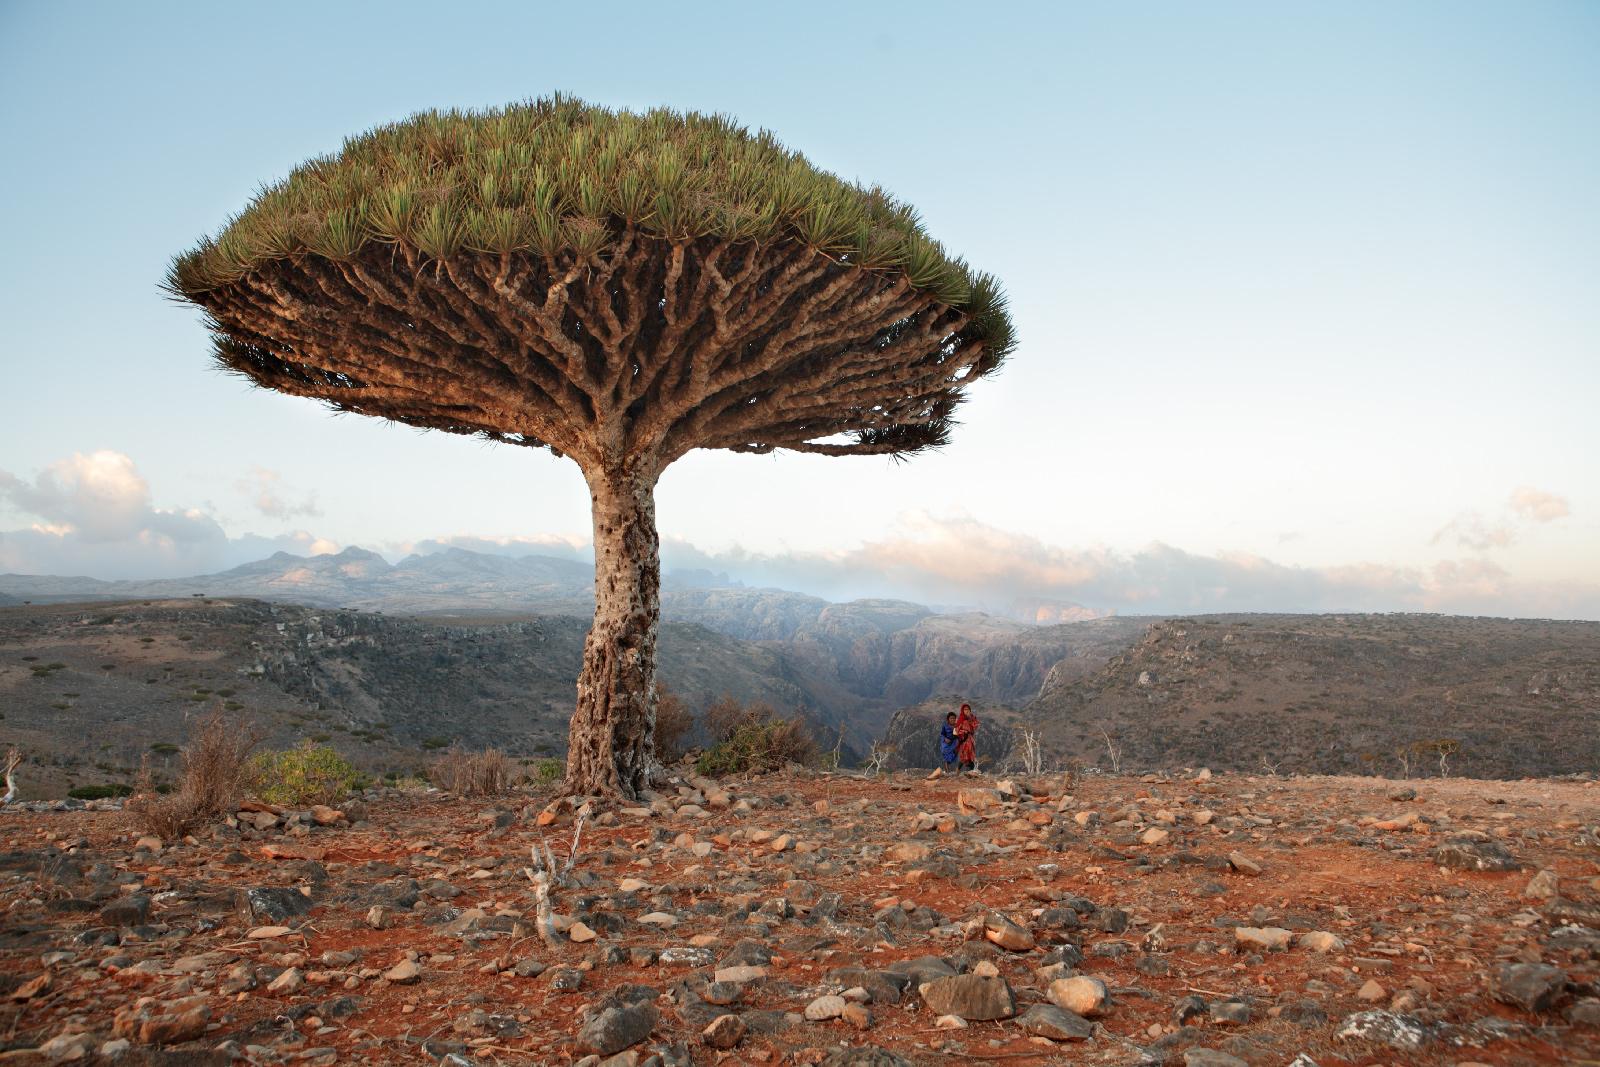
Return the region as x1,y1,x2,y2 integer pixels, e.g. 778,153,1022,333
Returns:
563,464,661,799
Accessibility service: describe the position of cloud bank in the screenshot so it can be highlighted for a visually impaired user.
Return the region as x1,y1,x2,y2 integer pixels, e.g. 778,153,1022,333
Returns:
0,452,337,579
664,514,1599,620
2,452,1593,619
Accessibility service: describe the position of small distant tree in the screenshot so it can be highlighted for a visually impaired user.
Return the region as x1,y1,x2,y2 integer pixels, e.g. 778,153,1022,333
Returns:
1394,744,1414,779
1018,728,1044,776
1429,738,1461,778
864,740,894,776
1095,723,1123,775
167,97,1014,799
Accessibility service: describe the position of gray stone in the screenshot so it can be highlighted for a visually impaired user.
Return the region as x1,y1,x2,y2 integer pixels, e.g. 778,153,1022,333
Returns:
919,974,1015,1021
889,956,957,986
659,947,713,968
804,995,846,1021
1433,838,1519,872
1492,963,1567,1013
1018,1003,1093,1040
1173,994,1207,1025
702,981,741,1006
1335,1010,1429,1051
577,1002,658,1056
702,1013,745,1049
240,886,312,924
1566,998,1600,1028
826,967,910,1005
100,894,151,927
547,967,583,992
1183,1051,1247,1067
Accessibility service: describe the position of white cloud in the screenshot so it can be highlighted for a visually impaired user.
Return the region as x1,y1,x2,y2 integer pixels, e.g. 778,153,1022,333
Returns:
1430,512,1516,552
1508,486,1570,523
0,452,338,579
1429,485,1573,553
0,451,166,542
237,467,322,520
664,513,1600,620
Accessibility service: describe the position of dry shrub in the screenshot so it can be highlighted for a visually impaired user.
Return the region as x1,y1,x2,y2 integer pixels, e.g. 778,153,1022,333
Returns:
654,686,693,764
430,745,517,796
127,707,259,838
705,696,779,744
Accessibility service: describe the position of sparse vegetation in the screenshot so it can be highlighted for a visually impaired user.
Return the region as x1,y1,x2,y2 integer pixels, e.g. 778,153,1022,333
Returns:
127,708,260,838
68,783,132,800
430,745,516,796
252,743,361,806
695,698,816,777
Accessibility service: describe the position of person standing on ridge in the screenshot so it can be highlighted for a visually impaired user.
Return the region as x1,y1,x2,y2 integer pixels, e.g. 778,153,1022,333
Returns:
939,712,960,772
955,703,979,773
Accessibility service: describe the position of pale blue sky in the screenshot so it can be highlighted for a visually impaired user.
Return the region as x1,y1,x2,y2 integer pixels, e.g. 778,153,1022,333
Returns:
1,1,1596,617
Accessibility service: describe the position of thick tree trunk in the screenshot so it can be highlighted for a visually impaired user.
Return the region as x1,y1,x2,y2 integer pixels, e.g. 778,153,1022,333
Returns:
564,464,661,799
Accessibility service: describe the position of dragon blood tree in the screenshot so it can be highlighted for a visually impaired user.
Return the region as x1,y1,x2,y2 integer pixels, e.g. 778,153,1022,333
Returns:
168,96,1015,798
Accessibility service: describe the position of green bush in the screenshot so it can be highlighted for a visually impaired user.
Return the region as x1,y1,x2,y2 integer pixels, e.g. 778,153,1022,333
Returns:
69,784,133,800
252,743,361,806
534,758,564,784
695,715,816,777
421,736,451,750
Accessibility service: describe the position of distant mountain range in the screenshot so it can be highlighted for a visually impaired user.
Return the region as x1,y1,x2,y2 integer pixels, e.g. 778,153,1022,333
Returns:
0,545,1105,633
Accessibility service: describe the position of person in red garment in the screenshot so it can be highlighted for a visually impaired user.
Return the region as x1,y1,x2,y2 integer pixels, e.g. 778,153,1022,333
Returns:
954,703,979,773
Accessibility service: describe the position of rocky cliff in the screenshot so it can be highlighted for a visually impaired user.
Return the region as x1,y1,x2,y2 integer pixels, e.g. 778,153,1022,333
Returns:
1021,613,1600,779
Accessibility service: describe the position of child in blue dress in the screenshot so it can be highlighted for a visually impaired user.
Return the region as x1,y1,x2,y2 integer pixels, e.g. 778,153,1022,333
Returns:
939,712,960,772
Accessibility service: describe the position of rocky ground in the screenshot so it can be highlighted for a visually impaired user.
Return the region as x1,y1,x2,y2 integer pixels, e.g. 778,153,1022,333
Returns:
0,769,1596,1066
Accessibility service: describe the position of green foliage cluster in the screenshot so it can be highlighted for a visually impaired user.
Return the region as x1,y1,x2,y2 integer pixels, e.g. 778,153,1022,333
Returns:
533,758,564,785
169,95,1012,364
695,702,816,777
252,743,362,806
69,784,133,800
